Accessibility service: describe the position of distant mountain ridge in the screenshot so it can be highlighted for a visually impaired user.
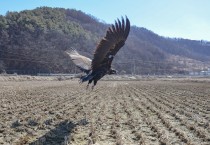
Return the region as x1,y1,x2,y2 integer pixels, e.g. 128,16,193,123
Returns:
0,7,210,75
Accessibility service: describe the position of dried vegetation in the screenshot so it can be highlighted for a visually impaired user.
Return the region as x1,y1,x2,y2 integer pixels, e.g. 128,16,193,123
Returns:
0,78,210,145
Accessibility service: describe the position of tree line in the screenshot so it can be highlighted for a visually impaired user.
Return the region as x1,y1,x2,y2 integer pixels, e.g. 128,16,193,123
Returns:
0,7,209,75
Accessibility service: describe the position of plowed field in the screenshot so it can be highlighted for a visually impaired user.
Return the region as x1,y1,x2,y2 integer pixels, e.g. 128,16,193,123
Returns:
0,79,210,145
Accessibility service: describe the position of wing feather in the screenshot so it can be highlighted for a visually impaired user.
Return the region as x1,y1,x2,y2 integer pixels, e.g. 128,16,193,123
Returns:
65,48,91,73
91,17,130,70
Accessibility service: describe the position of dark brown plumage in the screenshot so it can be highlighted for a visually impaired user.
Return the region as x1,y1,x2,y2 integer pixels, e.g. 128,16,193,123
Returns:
66,16,130,89
92,17,130,70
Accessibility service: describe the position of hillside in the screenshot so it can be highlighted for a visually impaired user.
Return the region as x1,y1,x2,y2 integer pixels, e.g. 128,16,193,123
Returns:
0,7,210,75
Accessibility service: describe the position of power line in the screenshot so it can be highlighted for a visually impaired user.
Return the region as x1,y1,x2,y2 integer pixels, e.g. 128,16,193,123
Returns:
0,50,205,64
1,56,209,71
1,49,210,65
0,49,63,59
0,49,64,64
0,56,53,64
1,49,210,75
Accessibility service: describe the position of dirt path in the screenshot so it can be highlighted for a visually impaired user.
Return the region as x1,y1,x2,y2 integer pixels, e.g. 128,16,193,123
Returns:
0,80,209,145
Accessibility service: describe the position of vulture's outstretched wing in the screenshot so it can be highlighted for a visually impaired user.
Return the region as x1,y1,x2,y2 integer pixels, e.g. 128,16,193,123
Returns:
91,17,130,71
65,48,92,73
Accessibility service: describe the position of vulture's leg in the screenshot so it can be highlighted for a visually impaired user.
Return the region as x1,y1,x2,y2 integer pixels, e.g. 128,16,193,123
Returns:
91,80,97,90
86,80,92,90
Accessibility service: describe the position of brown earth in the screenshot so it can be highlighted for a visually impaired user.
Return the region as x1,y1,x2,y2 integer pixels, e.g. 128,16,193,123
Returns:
0,79,210,145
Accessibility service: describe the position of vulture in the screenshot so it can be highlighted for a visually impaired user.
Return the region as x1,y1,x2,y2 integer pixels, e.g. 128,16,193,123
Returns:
66,17,130,89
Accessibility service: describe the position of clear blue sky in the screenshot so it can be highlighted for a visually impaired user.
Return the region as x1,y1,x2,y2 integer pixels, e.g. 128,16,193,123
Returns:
0,0,209,41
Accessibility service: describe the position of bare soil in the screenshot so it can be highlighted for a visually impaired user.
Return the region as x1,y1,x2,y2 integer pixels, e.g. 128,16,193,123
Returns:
0,79,210,145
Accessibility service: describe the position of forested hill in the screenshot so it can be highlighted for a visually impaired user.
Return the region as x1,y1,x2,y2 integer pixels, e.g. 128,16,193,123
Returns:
0,7,210,75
